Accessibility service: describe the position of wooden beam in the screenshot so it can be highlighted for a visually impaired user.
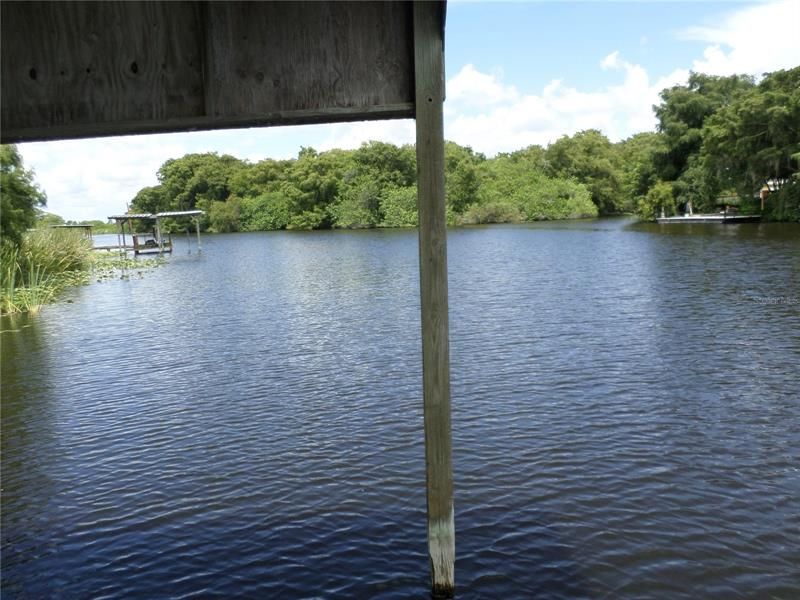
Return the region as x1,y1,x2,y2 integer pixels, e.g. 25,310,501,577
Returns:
1,1,416,143
202,2,413,117
414,2,454,597
1,104,415,145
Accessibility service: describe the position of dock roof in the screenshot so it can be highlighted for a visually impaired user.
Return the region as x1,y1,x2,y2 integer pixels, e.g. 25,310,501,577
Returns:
108,210,205,221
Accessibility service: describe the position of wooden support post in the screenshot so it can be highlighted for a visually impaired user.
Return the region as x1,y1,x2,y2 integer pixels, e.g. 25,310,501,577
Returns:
155,217,164,253
414,2,454,597
195,218,202,252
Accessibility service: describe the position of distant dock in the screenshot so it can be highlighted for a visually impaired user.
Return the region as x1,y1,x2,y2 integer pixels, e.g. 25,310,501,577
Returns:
106,211,205,255
94,244,135,252
656,214,761,224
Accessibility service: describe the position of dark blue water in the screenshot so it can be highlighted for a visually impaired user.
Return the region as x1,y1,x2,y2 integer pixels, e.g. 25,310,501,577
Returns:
3,219,799,598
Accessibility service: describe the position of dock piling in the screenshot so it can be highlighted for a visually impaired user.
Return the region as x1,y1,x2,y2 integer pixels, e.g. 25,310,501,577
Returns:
414,2,454,596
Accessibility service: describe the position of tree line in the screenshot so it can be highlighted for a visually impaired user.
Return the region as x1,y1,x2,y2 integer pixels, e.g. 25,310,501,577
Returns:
129,141,601,234
126,66,798,231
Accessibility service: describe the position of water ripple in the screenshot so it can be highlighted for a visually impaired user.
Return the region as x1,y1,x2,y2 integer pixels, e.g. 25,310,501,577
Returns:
2,223,799,598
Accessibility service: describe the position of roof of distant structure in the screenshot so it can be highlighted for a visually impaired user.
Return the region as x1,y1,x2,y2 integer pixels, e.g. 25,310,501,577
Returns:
108,210,204,220
155,210,205,218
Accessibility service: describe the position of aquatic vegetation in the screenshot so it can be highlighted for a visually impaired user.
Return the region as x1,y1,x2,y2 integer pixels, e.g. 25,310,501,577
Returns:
91,254,165,282
1,230,88,314
0,230,163,316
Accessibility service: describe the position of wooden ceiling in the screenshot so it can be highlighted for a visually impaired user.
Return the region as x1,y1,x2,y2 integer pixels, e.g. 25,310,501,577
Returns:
0,1,443,143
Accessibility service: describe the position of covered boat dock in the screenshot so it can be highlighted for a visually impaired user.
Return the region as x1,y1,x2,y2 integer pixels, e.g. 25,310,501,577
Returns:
107,210,204,255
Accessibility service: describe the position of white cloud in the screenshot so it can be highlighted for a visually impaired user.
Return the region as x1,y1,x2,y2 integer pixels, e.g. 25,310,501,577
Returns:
447,64,520,106
682,0,800,76
601,51,622,70
316,119,416,153
21,135,186,221
444,56,666,156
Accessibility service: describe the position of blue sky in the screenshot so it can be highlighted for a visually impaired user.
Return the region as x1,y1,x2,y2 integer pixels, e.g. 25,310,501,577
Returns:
446,2,715,90
18,0,800,221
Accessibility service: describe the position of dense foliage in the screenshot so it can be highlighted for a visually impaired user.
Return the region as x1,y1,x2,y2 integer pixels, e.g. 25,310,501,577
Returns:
701,68,800,221
125,66,797,229
1,144,47,246
640,66,800,220
129,140,600,233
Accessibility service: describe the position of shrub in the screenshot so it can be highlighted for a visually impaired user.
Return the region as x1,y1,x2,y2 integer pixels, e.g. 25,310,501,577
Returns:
381,186,418,228
459,201,524,225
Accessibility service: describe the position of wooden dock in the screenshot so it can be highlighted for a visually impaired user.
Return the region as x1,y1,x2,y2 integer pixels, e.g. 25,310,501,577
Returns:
107,211,202,255
656,214,761,224
94,245,134,252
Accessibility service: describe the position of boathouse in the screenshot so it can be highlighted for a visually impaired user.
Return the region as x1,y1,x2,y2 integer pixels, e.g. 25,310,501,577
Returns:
2,2,454,595
108,210,204,255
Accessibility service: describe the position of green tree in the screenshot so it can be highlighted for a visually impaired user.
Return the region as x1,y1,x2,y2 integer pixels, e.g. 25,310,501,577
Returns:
239,192,292,231
229,158,288,198
207,197,240,232
353,141,416,188
286,206,328,230
468,150,597,224
653,72,755,211
636,180,675,220
381,186,418,227
150,152,247,212
131,185,167,214
282,147,351,227
1,145,47,246
617,132,664,212
36,210,65,228
444,142,484,214
701,66,800,220
517,176,596,221
330,176,382,228
545,130,622,214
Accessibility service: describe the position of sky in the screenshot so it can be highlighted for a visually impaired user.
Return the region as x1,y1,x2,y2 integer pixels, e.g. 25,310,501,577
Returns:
16,0,800,222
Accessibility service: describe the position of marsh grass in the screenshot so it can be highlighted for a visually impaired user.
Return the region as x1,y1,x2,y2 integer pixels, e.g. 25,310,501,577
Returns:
1,231,166,315
1,230,94,315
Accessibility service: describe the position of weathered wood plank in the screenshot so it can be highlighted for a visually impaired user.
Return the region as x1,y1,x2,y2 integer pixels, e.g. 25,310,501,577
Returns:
204,1,414,118
0,104,415,144
1,1,415,143
1,1,206,134
414,2,454,597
